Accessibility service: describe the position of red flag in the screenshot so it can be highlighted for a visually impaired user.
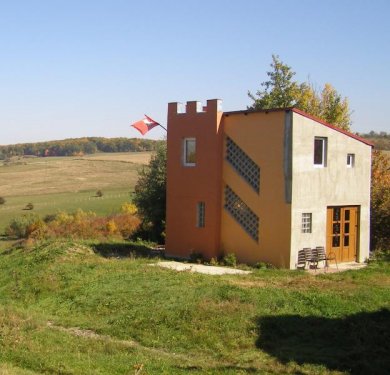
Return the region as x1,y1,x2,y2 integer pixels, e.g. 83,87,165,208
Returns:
131,115,160,135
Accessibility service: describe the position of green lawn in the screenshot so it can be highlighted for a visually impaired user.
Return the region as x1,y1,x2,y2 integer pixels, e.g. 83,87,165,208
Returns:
0,240,388,374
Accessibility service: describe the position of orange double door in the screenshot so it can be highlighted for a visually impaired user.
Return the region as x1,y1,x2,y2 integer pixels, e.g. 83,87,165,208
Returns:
326,206,359,263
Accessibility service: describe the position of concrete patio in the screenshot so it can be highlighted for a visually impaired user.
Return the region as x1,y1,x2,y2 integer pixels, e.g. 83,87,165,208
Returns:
306,261,367,275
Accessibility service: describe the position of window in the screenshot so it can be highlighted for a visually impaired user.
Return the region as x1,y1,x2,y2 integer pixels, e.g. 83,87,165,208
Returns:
314,137,327,167
301,213,312,233
347,153,355,168
183,138,196,166
226,137,260,193
224,185,259,241
196,202,205,228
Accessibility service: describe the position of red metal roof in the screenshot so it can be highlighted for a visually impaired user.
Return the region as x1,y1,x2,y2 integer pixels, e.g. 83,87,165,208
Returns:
224,107,374,147
291,108,374,147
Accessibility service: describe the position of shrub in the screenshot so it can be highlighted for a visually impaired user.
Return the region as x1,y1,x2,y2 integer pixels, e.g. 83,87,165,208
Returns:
209,257,219,266
189,251,204,264
24,203,34,210
6,214,44,239
121,202,138,215
96,190,103,197
0,197,5,205
223,253,237,268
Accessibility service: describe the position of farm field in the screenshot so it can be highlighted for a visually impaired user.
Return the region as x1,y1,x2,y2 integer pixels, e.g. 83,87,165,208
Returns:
0,152,151,233
0,240,388,374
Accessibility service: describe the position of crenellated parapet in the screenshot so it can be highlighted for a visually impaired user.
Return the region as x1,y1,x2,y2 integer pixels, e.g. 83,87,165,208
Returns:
168,99,222,117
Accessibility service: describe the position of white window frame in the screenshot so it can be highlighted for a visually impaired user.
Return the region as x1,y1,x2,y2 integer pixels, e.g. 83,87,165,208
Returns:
183,138,196,167
196,202,205,228
347,153,355,168
314,137,327,167
301,213,312,233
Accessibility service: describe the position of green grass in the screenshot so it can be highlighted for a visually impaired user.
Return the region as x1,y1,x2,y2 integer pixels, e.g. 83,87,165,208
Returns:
0,240,389,374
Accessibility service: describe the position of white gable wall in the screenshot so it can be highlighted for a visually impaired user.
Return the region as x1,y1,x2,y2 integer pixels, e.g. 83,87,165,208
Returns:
289,112,371,269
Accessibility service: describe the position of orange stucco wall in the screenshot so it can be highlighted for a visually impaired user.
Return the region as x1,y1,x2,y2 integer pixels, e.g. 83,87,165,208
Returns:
165,99,223,260
221,111,292,267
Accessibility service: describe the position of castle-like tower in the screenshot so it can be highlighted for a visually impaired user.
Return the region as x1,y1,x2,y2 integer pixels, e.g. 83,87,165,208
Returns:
165,99,223,260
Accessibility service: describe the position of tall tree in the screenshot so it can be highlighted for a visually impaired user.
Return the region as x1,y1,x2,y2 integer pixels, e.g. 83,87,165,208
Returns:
248,55,352,130
370,150,390,250
133,142,167,242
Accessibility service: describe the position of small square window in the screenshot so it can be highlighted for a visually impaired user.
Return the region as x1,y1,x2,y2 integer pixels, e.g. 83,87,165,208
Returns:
314,137,327,167
196,202,205,228
302,213,312,233
347,153,355,168
183,138,196,166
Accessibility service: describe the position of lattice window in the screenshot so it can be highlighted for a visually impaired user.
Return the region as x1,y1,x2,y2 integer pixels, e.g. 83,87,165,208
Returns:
224,185,259,241
196,202,205,228
226,137,260,193
301,213,312,233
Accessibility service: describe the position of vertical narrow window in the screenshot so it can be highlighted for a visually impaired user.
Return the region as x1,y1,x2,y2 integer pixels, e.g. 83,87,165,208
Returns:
183,138,196,166
196,202,205,228
301,213,312,233
347,153,355,168
314,137,327,167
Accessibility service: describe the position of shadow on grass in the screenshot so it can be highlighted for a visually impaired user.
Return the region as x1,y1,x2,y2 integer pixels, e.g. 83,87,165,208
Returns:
256,308,390,375
92,242,160,259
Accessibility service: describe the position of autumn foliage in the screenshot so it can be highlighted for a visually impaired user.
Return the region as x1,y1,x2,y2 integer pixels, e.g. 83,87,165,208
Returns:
5,209,140,241
371,150,390,250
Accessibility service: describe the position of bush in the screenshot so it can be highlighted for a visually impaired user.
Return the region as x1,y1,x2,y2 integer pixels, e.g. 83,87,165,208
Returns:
189,251,204,264
121,202,138,215
0,197,5,205
24,203,34,210
6,214,44,239
96,190,103,197
223,253,237,268
5,209,141,241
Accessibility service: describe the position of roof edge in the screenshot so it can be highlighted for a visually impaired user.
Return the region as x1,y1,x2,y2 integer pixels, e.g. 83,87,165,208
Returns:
223,107,373,147
291,108,374,147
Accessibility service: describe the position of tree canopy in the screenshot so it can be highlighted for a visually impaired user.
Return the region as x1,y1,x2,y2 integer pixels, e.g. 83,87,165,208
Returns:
248,55,351,131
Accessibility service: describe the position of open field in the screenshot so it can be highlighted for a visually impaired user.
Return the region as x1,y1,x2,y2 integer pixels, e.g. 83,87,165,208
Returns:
0,152,152,233
0,240,388,374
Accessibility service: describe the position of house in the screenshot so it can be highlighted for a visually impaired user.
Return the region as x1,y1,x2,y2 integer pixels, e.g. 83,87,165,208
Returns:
165,99,372,269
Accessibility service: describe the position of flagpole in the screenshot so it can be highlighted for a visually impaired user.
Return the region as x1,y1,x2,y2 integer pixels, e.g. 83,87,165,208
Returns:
159,124,167,132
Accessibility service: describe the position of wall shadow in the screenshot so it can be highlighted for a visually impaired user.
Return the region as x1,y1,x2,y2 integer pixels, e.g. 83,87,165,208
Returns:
92,242,159,259
256,309,390,375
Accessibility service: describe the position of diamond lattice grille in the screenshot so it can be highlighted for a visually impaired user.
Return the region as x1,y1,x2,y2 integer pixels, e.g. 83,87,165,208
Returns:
224,185,259,241
226,137,260,193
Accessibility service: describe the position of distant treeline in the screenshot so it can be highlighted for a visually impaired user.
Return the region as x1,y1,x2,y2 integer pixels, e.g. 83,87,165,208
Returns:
0,137,164,159
357,131,390,151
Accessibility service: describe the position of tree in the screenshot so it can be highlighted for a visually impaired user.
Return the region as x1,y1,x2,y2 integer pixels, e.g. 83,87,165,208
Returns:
248,55,352,130
0,197,5,205
133,143,167,242
248,55,301,109
370,150,390,250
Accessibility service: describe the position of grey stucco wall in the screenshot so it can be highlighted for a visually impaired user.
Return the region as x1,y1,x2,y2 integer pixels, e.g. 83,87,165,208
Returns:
290,113,372,269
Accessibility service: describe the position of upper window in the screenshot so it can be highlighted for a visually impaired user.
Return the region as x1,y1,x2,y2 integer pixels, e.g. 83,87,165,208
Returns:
314,137,327,167
183,138,196,166
347,153,355,168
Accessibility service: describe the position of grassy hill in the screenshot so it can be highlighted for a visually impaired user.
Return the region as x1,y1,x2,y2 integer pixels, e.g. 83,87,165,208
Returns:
0,240,388,374
0,152,151,233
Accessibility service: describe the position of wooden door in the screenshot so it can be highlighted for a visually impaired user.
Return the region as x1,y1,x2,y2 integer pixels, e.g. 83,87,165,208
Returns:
326,206,359,263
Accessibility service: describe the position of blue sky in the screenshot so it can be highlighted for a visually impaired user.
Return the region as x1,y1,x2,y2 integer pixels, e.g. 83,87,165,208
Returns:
1,0,389,144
